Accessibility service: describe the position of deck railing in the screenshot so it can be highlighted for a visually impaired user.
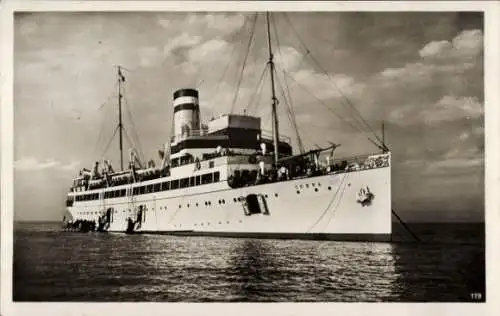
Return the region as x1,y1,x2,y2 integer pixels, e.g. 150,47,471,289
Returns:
70,151,390,193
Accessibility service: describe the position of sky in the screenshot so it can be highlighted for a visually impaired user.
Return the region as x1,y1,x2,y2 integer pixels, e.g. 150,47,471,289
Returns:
12,11,484,222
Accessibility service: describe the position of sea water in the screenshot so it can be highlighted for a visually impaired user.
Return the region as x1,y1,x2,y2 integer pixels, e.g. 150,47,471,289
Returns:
13,221,485,302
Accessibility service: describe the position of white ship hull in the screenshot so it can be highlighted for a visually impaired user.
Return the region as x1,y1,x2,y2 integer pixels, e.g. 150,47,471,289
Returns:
67,165,391,241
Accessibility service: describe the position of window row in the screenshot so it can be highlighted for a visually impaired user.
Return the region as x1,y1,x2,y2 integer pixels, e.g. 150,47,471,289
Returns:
73,171,221,202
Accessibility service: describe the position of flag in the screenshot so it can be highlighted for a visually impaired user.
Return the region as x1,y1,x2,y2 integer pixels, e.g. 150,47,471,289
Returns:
118,69,126,82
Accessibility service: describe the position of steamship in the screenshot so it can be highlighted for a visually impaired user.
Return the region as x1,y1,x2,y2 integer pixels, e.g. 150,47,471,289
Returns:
63,13,392,241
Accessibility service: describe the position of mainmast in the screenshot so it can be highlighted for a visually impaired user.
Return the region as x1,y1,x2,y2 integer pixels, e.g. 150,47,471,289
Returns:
266,12,280,166
117,66,125,171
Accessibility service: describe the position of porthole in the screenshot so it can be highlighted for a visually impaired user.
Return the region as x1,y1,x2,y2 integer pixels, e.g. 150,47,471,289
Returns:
297,191,300,194
275,193,278,197
239,220,242,223
315,188,318,192
196,203,199,207
219,221,222,224
328,186,332,190
226,221,230,224
233,198,237,202
187,204,190,208
179,204,182,208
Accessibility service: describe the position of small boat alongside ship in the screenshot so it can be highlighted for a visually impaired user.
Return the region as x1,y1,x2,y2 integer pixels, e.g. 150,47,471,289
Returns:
63,12,393,241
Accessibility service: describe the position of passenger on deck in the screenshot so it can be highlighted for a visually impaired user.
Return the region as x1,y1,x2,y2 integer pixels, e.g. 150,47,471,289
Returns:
255,172,262,185
277,165,289,181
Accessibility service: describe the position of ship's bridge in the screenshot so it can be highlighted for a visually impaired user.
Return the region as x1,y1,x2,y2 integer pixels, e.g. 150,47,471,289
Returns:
168,88,292,167
169,113,292,167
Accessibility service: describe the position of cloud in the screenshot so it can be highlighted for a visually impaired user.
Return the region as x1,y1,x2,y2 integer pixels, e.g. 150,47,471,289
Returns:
157,18,171,29
187,39,231,64
187,13,245,35
372,29,484,127
421,95,483,124
158,13,246,38
163,32,203,56
419,40,452,58
274,46,303,72
379,29,483,86
419,29,483,60
15,157,80,172
139,46,163,67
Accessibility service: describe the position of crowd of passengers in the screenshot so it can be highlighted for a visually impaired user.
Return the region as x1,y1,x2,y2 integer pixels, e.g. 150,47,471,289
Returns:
228,157,349,188
62,213,112,232
78,145,389,191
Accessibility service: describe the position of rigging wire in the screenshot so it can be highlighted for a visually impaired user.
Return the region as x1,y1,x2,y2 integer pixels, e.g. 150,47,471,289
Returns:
243,63,268,115
281,12,386,149
277,65,375,142
281,12,381,143
202,13,251,107
122,128,144,167
271,14,305,154
230,12,259,114
281,71,305,153
274,68,305,154
91,81,120,160
99,125,120,160
121,85,145,164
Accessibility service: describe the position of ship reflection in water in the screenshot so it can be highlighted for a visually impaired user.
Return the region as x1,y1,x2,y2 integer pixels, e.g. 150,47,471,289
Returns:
227,239,399,301
13,222,484,302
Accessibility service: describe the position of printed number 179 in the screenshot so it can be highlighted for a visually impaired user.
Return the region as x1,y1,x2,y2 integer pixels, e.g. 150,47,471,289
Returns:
470,292,483,300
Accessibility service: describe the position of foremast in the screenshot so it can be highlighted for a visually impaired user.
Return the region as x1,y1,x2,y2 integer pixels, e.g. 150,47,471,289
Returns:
117,66,125,171
266,12,280,167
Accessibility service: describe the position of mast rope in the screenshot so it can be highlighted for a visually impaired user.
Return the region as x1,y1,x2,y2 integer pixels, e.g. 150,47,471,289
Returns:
99,125,120,161
204,14,251,107
122,128,144,167
230,12,258,114
277,65,375,143
274,68,305,154
391,209,421,243
306,173,349,233
121,86,145,164
271,14,305,154
91,81,120,160
281,12,386,149
244,63,268,115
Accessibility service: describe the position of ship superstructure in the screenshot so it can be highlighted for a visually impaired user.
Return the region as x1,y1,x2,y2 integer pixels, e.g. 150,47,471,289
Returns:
63,12,392,241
